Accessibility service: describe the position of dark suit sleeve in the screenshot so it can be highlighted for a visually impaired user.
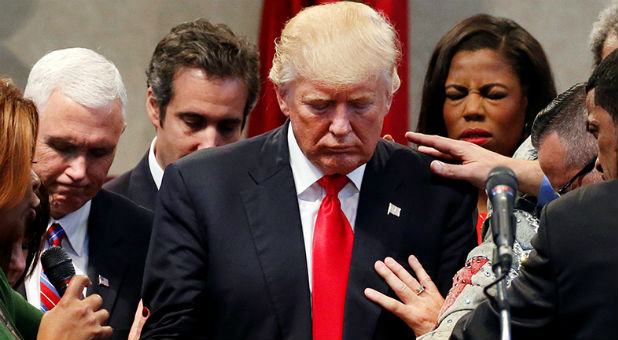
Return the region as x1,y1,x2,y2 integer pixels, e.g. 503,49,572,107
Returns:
450,205,557,340
434,187,477,295
141,164,207,339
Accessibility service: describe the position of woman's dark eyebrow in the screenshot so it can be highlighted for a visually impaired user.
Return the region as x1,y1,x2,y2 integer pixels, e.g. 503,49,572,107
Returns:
479,83,508,90
444,84,467,91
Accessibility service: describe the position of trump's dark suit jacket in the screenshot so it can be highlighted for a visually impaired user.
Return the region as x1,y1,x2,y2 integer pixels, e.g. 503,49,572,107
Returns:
141,122,477,339
451,179,618,340
104,151,158,211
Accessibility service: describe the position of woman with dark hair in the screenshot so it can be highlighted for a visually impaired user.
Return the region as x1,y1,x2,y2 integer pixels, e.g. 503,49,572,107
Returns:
364,15,558,338
417,14,556,241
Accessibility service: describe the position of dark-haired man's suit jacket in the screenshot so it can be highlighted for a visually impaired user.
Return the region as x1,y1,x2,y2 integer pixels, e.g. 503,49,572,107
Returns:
104,151,158,211
141,122,477,339
451,179,618,340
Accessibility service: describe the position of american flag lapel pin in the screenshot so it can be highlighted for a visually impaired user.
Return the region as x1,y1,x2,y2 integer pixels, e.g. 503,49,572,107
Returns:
387,202,401,217
98,275,110,287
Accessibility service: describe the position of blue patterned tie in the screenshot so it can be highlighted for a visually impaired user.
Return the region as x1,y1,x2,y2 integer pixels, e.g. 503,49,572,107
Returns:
40,223,65,311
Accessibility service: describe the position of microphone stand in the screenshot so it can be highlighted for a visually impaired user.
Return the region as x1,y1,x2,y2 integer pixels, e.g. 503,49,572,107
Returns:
486,166,518,340
492,247,511,340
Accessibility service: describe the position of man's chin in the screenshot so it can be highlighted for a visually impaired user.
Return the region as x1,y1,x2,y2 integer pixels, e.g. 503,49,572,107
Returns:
313,155,367,175
50,199,88,219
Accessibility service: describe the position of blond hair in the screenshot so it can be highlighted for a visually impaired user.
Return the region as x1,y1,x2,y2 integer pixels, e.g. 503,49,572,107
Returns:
0,78,38,211
269,1,401,94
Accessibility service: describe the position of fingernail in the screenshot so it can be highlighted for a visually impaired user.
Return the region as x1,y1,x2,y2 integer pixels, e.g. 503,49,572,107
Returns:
385,257,395,265
432,161,444,172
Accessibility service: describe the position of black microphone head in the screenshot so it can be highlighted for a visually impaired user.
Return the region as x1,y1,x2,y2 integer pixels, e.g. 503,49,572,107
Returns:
41,246,75,296
486,166,518,193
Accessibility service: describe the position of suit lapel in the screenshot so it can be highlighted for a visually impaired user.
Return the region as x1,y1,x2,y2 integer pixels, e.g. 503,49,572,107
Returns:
343,142,411,339
129,152,158,209
241,123,312,339
86,192,127,314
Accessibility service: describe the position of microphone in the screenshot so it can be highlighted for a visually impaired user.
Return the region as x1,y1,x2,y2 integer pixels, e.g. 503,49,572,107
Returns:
485,166,518,273
41,246,75,296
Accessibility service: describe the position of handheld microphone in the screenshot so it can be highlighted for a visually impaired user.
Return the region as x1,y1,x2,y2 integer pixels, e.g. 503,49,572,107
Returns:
486,166,518,272
41,246,75,296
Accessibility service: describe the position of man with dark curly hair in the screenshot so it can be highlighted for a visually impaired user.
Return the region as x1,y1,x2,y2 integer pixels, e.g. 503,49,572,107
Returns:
105,19,259,211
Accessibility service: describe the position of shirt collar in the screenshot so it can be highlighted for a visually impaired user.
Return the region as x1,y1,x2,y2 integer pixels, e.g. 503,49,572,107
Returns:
149,137,164,189
49,200,91,256
287,123,365,195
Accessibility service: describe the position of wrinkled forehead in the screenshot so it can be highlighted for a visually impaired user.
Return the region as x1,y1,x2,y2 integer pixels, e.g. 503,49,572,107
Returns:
38,94,124,144
43,90,123,119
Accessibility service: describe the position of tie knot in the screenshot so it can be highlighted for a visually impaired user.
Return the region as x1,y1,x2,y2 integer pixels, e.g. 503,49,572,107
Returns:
46,223,66,248
318,175,349,196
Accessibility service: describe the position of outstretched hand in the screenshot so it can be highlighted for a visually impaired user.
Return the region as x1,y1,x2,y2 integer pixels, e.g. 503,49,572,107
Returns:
406,132,543,195
37,275,112,340
364,255,444,336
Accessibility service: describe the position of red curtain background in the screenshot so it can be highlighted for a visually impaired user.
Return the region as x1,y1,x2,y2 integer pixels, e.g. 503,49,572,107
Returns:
247,0,410,145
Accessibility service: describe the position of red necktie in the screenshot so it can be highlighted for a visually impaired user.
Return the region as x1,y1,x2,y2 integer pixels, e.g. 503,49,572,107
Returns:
312,175,354,340
40,223,65,311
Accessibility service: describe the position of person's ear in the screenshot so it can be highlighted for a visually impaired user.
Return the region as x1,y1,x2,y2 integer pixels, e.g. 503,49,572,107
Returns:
275,86,291,118
385,92,394,113
146,87,162,128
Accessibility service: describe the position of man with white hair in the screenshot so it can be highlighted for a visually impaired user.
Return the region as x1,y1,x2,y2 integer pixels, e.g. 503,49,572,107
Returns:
141,2,476,339
23,47,153,339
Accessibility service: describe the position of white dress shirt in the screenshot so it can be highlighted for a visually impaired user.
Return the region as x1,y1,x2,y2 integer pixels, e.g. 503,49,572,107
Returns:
287,124,365,292
148,137,164,190
25,201,91,307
